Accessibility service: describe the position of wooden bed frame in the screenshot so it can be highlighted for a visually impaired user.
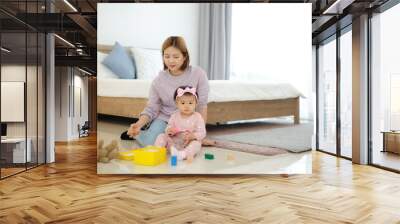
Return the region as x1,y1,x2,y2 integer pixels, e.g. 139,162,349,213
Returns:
97,96,300,125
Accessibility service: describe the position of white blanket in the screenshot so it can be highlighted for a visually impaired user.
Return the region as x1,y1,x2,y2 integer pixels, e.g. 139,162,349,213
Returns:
97,79,303,102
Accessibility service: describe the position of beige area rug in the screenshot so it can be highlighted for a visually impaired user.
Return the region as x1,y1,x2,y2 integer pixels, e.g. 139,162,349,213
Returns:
211,140,288,156
211,123,313,153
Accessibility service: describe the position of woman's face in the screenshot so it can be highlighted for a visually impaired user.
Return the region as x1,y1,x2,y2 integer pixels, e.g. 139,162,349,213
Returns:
163,46,186,74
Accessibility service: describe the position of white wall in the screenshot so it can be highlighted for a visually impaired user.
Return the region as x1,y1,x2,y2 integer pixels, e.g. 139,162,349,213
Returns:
1,82,25,122
312,45,317,150
55,67,89,141
1,64,46,163
55,67,69,141
1,66,25,125
72,74,89,138
1,65,38,137
98,3,200,66
1,66,26,139
75,75,89,124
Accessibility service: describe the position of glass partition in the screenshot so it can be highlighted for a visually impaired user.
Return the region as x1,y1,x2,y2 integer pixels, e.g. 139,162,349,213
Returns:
370,3,400,171
1,30,28,177
317,36,337,155
0,1,46,179
340,28,352,158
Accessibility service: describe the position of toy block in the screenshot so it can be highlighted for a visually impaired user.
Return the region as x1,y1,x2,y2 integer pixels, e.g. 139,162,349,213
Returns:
227,154,235,161
171,155,177,166
204,153,214,160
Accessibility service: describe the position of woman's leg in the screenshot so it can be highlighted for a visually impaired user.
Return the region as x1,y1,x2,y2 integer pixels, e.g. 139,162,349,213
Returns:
136,119,167,147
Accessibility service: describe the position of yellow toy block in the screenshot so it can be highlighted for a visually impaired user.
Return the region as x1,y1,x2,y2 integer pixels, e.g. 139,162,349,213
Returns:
119,146,167,166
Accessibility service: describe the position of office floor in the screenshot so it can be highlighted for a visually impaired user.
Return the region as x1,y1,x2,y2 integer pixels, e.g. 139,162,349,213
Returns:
0,134,399,223
372,150,400,171
1,167,25,177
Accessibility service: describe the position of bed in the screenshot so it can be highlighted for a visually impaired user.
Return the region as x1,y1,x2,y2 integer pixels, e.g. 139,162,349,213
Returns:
97,79,302,125
97,45,302,125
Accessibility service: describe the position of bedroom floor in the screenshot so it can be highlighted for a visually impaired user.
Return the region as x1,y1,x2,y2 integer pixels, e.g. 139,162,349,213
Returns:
97,117,312,174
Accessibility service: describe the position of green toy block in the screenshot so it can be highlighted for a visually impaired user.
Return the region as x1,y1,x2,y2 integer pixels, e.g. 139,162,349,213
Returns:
204,153,214,160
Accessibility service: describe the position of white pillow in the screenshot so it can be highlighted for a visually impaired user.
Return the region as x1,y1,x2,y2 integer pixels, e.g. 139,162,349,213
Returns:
130,47,163,80
97,52,120,79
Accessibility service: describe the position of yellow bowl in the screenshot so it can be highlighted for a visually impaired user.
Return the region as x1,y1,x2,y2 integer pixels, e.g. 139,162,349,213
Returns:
134,146,167,166
119,146,167,166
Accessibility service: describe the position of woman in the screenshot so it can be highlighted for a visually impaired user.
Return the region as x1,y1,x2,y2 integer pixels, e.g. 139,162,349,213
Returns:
127,36,214,146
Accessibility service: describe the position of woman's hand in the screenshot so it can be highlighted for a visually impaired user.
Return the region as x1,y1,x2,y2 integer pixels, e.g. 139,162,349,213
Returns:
127,123,141,137
127,115,150,138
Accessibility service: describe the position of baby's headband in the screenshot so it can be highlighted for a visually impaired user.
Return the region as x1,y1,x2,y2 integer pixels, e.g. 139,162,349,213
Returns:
176,86,197,99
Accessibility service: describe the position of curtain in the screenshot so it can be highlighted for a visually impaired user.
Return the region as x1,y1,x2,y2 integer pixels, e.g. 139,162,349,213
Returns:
199,3,232,80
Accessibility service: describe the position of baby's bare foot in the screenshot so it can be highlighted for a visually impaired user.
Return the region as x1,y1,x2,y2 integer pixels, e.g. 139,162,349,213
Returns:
186,154,194,163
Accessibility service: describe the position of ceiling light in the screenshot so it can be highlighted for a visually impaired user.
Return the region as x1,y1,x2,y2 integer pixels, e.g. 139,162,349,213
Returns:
63,0,78,12
54,34,75,48
1,47,11,53
78,67,92,76
323,0,355,15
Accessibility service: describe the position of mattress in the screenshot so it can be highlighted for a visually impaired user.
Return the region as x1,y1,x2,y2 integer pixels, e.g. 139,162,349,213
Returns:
97,78,303,102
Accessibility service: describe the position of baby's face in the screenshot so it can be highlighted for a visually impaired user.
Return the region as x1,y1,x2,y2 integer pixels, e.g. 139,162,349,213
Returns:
163,46,186,74
176,94,196,116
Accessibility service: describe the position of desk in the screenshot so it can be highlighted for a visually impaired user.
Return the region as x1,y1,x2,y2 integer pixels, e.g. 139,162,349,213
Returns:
382,131,400,154
1,138,31,163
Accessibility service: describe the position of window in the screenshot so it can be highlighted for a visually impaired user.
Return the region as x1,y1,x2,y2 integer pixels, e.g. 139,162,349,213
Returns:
390,74,400,130
340,29,352,158
317,36,337,155
371,2,400,171
230,4,312,120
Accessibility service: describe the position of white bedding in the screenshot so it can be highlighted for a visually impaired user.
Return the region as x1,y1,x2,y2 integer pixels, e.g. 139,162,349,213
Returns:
97,79,303,103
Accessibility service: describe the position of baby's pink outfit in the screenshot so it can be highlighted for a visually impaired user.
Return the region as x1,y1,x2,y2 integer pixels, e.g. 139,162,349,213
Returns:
155,111,206,160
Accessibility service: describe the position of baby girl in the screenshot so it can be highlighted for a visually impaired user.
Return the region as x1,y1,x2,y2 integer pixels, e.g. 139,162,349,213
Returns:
154,86,206,160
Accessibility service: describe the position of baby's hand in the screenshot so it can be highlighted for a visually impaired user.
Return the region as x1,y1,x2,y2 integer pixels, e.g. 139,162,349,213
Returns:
183,132,196,146
166,127,175,136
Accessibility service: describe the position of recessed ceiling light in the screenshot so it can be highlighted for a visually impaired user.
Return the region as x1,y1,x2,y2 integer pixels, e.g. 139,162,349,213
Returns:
323,0,355,15
1,47,11,53
78,67,92,76
63,0,78,12
54,34,75,48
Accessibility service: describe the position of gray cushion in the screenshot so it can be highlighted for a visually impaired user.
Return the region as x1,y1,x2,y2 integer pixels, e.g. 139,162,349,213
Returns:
102,42,136,79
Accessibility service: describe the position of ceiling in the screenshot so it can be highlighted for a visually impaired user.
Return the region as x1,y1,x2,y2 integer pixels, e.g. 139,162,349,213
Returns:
0,0,391,75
